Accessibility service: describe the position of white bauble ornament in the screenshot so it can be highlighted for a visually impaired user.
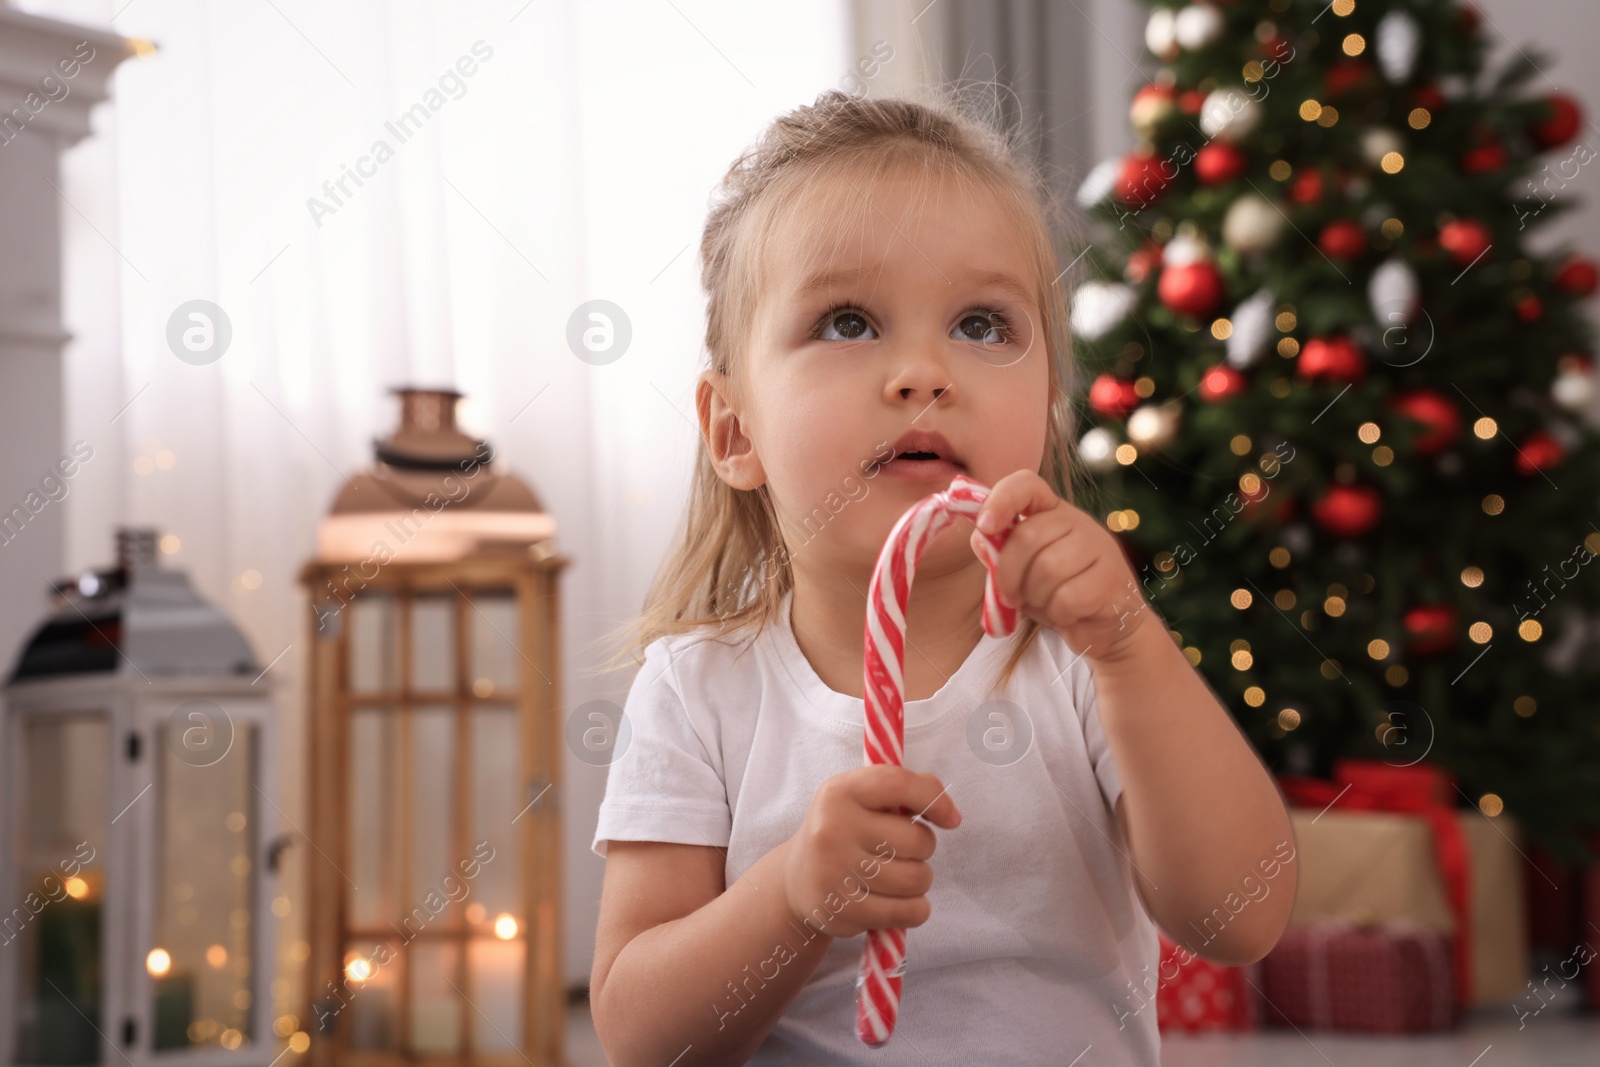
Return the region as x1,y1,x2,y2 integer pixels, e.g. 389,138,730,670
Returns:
1162,232,1209,268
1079,427,1119,472
1145,8,1178,59
1130,88,1178,135
1361,201,1396,228
1077,156,1121,207
1175,4,1226,50
1227,289,1276,367
1127,402,1181,451
1553,369,1597,411
1282,523,1312,555
1222,195,1284,254
1376,11,1422,83
1438,74,1470,100
1368,259,1420,324
1200,89,1262,143
1361,128,1405,166
1071,281,1137,340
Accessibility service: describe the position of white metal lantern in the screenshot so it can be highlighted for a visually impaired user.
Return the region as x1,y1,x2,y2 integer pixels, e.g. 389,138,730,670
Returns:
1,529,281,1066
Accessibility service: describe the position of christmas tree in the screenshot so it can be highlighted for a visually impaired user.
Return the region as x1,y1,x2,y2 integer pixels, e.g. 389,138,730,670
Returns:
1071,0,1600,859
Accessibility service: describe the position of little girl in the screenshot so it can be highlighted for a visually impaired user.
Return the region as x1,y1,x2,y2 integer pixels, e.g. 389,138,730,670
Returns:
588,91,1296,1066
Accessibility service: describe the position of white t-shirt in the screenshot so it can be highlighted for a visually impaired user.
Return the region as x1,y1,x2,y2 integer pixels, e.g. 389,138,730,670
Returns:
592,590,1161,1065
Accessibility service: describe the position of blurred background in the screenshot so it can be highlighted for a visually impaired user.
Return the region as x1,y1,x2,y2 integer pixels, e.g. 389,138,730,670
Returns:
1,1,1598,1064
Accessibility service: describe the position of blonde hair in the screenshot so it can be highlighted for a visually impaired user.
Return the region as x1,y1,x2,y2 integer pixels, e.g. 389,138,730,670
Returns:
596,88,1091,692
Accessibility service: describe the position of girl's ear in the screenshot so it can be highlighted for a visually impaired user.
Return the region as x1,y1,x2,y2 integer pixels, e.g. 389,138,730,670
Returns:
696,370,767,490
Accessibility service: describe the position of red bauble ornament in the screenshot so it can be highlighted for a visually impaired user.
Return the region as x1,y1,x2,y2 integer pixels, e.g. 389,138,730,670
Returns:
1410,86,1446,113
1088,374,1140,419
1297,336,1366,384
1555,257,1599,296
1194,143,1248,186
1531,93,1583,150
1312,484,1382,538
1515,430,1565,475
1115,151,1173,207
1199,363,1248,402
1389,390,1462,455
1241,491,1296,524
1259,35,1291,62
1559,352,1595,374
1158,261,1225,318
1125,242,1163,285
1461,142,1508,174
1178,89,1206,115
1325,61,1370,97
1404,604,1459,656
1438,219,1491,266
1516,294,1544,323
1289,169,1324,205
1318,219,1368,260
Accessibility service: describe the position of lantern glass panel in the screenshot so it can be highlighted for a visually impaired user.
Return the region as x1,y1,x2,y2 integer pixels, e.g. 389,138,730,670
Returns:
151,723,259,1051
349,710,399,928
342,940,398,1050
408,708,456,929
11,716,109,1066
408,941,461,1052
470,593,519,697
411,598,453,694
467,938,522,1051
351,599,398,693
470,708,520,920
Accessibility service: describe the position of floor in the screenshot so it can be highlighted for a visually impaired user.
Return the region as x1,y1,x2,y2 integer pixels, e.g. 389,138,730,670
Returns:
563,1002,1600,1065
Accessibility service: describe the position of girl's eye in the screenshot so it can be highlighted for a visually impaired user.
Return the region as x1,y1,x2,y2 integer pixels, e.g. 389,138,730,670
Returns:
814,307,876,341
955,309,1011,344
810,305,1013,344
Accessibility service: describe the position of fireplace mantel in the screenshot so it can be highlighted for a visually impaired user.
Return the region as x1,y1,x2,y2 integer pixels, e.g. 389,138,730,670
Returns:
0,5,143,678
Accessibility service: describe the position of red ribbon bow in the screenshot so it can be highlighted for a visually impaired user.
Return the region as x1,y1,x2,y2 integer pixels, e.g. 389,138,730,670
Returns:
1278,758,1473,1007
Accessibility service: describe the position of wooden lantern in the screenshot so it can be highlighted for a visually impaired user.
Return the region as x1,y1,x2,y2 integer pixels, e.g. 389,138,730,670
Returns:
298,389,569,1066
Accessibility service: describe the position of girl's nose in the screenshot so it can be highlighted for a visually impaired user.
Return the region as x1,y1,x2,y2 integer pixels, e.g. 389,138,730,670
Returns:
886,340,954,402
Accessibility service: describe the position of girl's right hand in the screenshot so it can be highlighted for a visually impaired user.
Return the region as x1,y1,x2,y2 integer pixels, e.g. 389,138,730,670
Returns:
780,765,963,939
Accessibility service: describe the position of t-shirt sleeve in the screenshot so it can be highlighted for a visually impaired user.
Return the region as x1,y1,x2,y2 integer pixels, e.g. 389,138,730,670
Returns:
1073,657,1124,815
590,637,732,859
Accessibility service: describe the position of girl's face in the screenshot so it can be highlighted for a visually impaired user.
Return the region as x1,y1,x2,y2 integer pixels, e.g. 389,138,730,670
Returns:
703,160,1052,578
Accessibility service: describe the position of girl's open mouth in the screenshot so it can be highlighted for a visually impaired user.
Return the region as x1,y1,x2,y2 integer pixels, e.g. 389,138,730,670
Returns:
882,451,963,479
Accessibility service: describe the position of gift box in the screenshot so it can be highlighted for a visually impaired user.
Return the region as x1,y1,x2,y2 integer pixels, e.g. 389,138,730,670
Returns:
1259,919,1459,1033
1588,860,1600,1011
1152,933,1260,1032
1287,809,1454,930
1458,809,1533,1005
1280,759,1529,1007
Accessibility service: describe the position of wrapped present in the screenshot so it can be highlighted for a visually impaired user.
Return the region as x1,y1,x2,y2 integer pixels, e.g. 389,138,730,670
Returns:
1281,759,1532,1007
1522,846,1580,959
1260,919,1459,1033
1588,859,1600,1010
1152,933,1259,1032
1287,810,1454,930
1280,759,1473,1006
1458,809,1532,1004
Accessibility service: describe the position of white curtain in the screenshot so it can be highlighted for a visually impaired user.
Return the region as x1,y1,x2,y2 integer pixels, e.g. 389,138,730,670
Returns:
26,0,850,991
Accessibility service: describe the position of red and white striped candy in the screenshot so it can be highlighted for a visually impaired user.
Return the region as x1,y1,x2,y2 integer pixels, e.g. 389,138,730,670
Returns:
855,473,1020,1047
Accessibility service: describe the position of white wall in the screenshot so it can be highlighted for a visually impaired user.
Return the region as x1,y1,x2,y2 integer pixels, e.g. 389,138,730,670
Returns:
1477,0,1600,260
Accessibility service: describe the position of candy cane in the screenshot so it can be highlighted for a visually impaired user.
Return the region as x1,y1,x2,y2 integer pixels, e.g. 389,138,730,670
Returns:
855,473,1019,1047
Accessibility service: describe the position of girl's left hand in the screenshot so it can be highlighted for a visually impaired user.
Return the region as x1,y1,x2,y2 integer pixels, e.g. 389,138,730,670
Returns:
970,469,1154,665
